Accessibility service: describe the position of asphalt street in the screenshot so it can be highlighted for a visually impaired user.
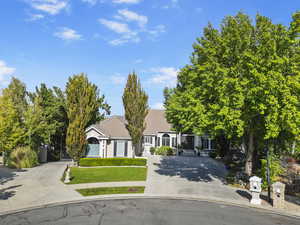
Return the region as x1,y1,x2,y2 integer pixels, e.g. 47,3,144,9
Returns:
0,198,299,225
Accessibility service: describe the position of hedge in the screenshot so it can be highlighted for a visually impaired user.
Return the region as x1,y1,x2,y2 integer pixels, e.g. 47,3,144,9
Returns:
79,158,147,167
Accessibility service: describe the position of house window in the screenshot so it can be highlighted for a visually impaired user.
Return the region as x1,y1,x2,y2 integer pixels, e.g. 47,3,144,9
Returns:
114,140,128,157
144,136,152,144
86,137,100,157
202,137,209,149
172,137,177,147
157,137,160,147
162,134,170,146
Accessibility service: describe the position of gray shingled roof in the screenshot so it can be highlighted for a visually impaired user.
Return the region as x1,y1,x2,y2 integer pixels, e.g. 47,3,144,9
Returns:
143,109,173,135
89,109,173,138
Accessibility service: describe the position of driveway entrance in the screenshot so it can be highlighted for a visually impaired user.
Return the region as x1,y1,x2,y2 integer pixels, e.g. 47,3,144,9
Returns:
145,156,244,202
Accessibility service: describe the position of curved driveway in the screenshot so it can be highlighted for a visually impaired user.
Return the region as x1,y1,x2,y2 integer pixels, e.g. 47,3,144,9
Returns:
1,198,299,225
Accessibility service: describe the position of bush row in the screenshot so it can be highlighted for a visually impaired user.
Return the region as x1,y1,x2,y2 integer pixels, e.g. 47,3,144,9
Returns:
79,157,147,167
150,146,175,156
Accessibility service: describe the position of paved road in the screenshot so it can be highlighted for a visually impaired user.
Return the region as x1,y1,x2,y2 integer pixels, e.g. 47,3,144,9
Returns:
0,198,299,225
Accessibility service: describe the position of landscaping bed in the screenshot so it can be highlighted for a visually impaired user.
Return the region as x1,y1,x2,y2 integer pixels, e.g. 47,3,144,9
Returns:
79,158,147,167
69,167,147,184
76,186,145,196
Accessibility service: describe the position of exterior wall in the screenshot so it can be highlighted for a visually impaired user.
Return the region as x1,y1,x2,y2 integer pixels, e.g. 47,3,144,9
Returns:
106,139,133,158
86,129,102,140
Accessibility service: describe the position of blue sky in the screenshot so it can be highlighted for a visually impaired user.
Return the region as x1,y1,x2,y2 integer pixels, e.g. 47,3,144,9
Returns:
0,0,299,115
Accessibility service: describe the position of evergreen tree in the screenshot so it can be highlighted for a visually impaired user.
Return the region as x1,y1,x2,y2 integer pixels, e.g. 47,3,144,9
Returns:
165,11,300,176
65,73,110,162
122,72,149,157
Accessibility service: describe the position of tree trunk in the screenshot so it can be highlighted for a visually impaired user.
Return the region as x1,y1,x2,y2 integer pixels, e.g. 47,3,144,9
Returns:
132,144,136,158
245,130,254,176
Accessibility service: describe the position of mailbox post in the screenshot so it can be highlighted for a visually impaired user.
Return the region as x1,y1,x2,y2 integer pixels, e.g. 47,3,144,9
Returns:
272,182,285,209
249,176,262,205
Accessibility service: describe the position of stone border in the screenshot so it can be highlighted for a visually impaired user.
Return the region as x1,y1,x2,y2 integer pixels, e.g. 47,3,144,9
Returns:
1,194,300,219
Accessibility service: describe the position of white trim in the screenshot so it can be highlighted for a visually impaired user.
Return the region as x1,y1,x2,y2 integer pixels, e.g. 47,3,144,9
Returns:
85,127,107,137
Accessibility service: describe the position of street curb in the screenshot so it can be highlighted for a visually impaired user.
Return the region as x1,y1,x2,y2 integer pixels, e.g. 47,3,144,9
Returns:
0,194,299,219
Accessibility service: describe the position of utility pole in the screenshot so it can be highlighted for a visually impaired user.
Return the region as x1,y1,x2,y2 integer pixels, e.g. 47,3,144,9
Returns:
266,141,271,203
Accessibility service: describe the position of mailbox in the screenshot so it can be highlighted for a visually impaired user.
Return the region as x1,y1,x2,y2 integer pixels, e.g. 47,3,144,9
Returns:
272,182,285,208
249,176,262,205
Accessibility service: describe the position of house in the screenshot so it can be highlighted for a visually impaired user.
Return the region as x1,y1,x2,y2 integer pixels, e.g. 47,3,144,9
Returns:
85,109,215,158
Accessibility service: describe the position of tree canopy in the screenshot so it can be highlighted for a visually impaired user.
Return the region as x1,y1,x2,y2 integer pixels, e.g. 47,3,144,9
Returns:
122,72,149,157
164,11,300,175
65,73,110,162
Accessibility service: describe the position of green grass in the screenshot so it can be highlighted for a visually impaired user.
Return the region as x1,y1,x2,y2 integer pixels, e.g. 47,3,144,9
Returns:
79,158,147,167
77,186,145,196
69,167,147,184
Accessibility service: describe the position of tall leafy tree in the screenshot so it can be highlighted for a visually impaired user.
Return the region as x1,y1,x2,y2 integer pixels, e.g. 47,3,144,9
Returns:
65,73,110,162
165,11,300,176
122,72,149,157
0,78,28,163
25,84,68,159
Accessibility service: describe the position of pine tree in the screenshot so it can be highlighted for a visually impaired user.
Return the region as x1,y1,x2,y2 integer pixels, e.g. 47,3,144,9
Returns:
122,72,149,157
65,73,110,162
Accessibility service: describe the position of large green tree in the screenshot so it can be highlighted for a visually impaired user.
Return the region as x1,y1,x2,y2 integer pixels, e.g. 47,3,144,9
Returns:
122,72,149,157
0,78,27,153
25,84,68,159
65,74,110,162
165,12,300,176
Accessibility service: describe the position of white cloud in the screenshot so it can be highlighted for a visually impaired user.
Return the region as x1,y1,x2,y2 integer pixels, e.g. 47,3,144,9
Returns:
151,102,165,110
54,27,82,40
99,19,140,45
112,0,142,4
0,60,16,85
99,19,131,33
162,0,179,9
116,9,148,28
147,25,166,37
134,59,143,64
28,0,69,15
28,14,45,21
149,67,179,87
111,74,126,84
81,0,98,5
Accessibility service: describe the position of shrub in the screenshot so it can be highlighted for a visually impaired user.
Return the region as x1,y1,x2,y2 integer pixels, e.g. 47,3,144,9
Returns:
150,147,156,155
8,146,39,169
155,146,174,156
209,151,217,159
79,158,147,167
260,155,284,189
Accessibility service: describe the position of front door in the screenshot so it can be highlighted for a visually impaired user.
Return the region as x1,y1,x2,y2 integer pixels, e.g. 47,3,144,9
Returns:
181,136,195,150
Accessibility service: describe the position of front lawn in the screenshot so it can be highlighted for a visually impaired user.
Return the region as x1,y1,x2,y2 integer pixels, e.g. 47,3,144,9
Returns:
77,186,145,196
69,167,147,184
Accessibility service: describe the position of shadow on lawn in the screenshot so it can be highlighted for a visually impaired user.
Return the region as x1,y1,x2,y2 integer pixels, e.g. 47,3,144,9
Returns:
153,156,228,183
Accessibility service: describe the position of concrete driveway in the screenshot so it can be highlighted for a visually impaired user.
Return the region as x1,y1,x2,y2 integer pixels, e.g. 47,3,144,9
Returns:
145,156,246,202
0,161,82,212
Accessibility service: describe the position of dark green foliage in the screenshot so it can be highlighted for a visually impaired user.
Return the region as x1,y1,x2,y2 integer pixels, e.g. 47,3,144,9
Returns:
8,146,39,169
155,146,174,156
260,155,284,189
122,72,149,157
66,74,110,162
150,147,156,155
209,151,218,159
79,157,147,167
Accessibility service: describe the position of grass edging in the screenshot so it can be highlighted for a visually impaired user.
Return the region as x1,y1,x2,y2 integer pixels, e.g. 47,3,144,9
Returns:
76,186,145,196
